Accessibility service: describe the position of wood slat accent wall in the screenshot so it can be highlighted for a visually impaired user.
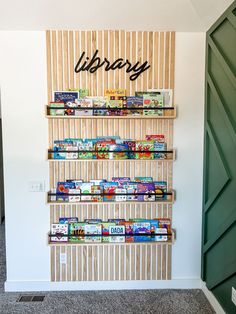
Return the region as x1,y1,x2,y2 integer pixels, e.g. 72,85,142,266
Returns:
46,30,175,282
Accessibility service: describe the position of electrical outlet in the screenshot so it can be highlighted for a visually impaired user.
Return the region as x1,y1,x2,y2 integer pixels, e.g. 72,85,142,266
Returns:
60,253,67,264
28,181,45,192
232,287,236,306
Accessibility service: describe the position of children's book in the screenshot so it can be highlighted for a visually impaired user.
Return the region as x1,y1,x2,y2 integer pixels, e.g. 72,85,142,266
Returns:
109,236,125,243
51,224,68,242
69,223,85,238
137,183,155,201
119,221,134,235
91,185,103,202
147,89,173,107
54,91,79,103
115,188,127,202
133,222,151,234
135,91,164,116
80,183,94,201
101,182,118,202
145,134,165,143
135,141,154,160
56,182,76,194
59,217,78,224
109,225,125,235
84,224,102,235
102,222,116,235
122,182,138,201
134,177,153,183
108,144,129,160
84,219,102,224
49,102,65,116
153,181,167,200
104,89,126,97
112,177,131,186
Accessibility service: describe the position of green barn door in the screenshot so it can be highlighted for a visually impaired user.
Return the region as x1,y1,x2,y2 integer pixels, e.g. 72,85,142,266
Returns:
202,2,236,313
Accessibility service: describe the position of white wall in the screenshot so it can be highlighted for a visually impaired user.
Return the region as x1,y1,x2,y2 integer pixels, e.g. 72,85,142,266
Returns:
0,32,49,282
0,31,205,289
173,32,205,279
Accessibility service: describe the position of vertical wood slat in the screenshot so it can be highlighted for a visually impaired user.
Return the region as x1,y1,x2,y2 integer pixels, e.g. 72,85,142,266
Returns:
50,243,172,281
46,30,175,282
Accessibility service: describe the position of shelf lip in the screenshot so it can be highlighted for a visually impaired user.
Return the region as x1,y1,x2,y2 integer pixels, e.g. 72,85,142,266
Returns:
47,189,175,205
47,200,174,205
47,158,175,162
46,115,176,119
48,241,173,246
47,230,175,246
45,105,177,119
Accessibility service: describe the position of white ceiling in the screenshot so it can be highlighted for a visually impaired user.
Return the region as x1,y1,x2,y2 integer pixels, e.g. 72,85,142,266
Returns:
0,0,233,31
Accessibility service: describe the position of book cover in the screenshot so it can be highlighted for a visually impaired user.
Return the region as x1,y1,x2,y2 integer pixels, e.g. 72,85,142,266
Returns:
56,182,76,194
122,182,138,201
108,144,129,160
51,224,68,242
69,223,85,237
135,92,164,116
91,185,103,202
134,177,153,183
147,89,173,106
49,102,65,116
102,222,116,235
104,89,126,97
112,177,131,186
115,188,127,202
101,182,118,202
80,183,94,201
119,221,134,235
109,225,125,235
59,217,78,224
145,134,165,143
54,91,79,103
133,222,151,234
95,140,115,159
153,142,167,159
109,236,125,243
135,141,154,160
91,96,108,108
153,181,167,200
106,99,124,108
84,219,103,224
84,224,102,235
137,183,155,201
126,96,143,108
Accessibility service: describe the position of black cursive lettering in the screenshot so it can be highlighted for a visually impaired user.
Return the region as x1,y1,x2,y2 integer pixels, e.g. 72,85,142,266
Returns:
74,50,150,81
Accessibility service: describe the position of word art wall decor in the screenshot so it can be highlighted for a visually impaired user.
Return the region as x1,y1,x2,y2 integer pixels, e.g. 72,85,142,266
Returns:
74,49,150,81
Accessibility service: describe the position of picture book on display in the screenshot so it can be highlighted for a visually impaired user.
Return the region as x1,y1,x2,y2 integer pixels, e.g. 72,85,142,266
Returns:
49,177,169,203
48,88,174,117
50,218,172,243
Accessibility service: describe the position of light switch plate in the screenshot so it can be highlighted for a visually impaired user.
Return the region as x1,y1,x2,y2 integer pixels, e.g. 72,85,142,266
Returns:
28,181,45,192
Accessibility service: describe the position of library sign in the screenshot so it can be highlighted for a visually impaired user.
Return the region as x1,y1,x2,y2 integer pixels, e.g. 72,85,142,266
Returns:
74,49,150,81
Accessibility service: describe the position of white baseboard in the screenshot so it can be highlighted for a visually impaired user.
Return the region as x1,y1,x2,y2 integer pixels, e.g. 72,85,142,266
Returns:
5,279,202,292
201,281,225,314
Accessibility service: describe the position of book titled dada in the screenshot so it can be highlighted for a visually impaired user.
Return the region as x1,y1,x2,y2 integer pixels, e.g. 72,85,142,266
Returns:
109,225,125,235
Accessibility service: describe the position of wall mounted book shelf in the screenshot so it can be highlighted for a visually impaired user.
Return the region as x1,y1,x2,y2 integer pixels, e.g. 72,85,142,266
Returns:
46,29,176,282
47,190,175,205
48,232,175,246
47,149,176,161
45,106,177,119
